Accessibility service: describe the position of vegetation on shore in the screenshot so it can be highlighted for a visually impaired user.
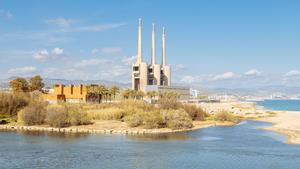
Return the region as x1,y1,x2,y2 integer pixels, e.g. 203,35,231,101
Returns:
0,75,243,131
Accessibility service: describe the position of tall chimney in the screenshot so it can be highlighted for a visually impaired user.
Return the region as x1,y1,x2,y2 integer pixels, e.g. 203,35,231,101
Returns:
137,18,143,64
162,27,166,66
151,23,156,65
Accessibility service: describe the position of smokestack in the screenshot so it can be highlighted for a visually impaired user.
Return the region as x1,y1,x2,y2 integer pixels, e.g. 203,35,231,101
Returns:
151,23,156,65
138,18,143,64
162,26,166,66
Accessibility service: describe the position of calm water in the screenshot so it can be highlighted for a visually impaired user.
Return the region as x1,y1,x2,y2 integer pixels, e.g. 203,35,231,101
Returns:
257,99,300,111
1,120,300,169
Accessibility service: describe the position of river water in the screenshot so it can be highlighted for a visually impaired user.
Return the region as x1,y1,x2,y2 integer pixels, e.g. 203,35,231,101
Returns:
1,120,300,169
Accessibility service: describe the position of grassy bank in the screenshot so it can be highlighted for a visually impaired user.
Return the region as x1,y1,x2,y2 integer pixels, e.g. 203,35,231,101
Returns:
0,91,243,132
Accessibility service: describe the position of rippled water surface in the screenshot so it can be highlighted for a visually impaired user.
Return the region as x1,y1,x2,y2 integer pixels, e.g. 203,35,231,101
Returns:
257,99,300,111
1,120,300,169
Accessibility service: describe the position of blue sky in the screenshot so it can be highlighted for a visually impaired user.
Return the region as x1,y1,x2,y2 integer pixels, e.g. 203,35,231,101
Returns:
0,0,299,88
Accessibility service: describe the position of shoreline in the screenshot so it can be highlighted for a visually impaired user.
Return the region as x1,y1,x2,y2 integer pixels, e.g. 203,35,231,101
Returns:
255,110,300,145
0,121,235,135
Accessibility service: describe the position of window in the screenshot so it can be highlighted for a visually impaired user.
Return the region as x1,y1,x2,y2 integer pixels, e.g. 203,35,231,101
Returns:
133,66,139,71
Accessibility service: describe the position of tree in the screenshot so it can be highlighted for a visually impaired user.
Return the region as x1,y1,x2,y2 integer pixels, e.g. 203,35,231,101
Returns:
10,77,29,93
110,86,120,101
147,91,157,103
97,85,107,103
136,90,145,100
122,89,131,99
147,91,157,99
86,85,99,103
29,75,45,92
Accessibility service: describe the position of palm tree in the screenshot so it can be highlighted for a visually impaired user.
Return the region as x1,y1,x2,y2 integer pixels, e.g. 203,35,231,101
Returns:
136,90,145,100
97,85,107,103
122,89,131,99
110,86,120,101
147,91,157,103
147,91,157,99
86,85,99,103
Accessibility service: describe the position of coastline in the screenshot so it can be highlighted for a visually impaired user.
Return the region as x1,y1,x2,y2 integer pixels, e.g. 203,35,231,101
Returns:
199,101,300,145
0,120,235,135
256,110,300,145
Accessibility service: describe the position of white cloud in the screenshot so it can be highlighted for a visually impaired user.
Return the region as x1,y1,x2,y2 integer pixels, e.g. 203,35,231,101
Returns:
75,59,108,67
52,47,64,55
211,72,240,81
175,64,185,71
0,10,13,20
46,17,76,27
8,66,37,76
122,55,137,65
285,70,300,77
33,48,64,61
60,23,126,33
101,47,121,54
245,69,262,76
91,49,99,54
180,75,196,83
33,50,49,61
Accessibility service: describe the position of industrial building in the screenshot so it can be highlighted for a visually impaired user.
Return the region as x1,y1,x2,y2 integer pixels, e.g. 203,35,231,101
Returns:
132,18,190,100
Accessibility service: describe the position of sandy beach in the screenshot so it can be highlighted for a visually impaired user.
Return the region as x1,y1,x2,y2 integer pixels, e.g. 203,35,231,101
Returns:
200,101,300,145
258,111,300,144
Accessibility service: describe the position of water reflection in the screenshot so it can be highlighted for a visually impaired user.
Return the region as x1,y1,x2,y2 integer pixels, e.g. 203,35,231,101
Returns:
127,132,194,141
1,121,300,169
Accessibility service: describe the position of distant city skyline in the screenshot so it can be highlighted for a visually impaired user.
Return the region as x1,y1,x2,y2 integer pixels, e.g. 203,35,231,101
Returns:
0,0,299,88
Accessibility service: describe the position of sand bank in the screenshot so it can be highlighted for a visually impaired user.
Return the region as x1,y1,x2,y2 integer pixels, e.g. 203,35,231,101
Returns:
257,111,300,144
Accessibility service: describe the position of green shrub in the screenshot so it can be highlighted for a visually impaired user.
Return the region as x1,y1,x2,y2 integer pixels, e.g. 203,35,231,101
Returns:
158,92,181,109
161,109,193,130
18,101,47,125
143,111,165,129
0,92,30,117
181,104,208,121
124,113,144,127
65,105,91,125
46,106,68,128
214,111,241,123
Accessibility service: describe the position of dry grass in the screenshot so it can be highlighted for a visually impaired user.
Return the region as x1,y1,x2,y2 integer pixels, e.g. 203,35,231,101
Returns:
87,107,124,120
214,111,243,123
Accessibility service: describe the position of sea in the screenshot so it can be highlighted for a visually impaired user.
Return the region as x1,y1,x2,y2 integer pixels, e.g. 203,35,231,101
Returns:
256,99,300,111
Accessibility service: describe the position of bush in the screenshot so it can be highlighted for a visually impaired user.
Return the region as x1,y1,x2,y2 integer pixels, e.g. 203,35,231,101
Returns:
143,111,165,129
117,99,154,112
161,109,193,130
87,107,124,120
18,101,47,125
181,104,208,121
65,105,91,125
45,106,68,128
158,92,181,109
214,111,241,123
0,92,30,117
124,113,144,127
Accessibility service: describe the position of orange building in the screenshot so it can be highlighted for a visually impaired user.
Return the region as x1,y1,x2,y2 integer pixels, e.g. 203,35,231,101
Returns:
45,84,88,103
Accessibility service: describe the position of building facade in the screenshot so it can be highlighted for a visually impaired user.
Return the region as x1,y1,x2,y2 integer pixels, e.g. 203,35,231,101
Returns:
45,84,88,103
132,18,171,92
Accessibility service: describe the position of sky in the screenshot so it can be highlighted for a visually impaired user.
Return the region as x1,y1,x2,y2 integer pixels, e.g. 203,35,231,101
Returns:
0,0,299,88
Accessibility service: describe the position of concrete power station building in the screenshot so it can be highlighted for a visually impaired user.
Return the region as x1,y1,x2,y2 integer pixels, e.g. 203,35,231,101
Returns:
132,18,190,100
132,18,171,91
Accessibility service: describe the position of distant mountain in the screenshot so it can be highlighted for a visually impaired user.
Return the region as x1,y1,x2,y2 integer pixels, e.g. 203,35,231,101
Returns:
1,77,299,97
0,77,131,89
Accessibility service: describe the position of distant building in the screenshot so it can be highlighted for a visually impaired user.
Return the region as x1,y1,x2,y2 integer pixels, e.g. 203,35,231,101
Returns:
45,84,87,103
132,18,171,91
132,18,189,100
